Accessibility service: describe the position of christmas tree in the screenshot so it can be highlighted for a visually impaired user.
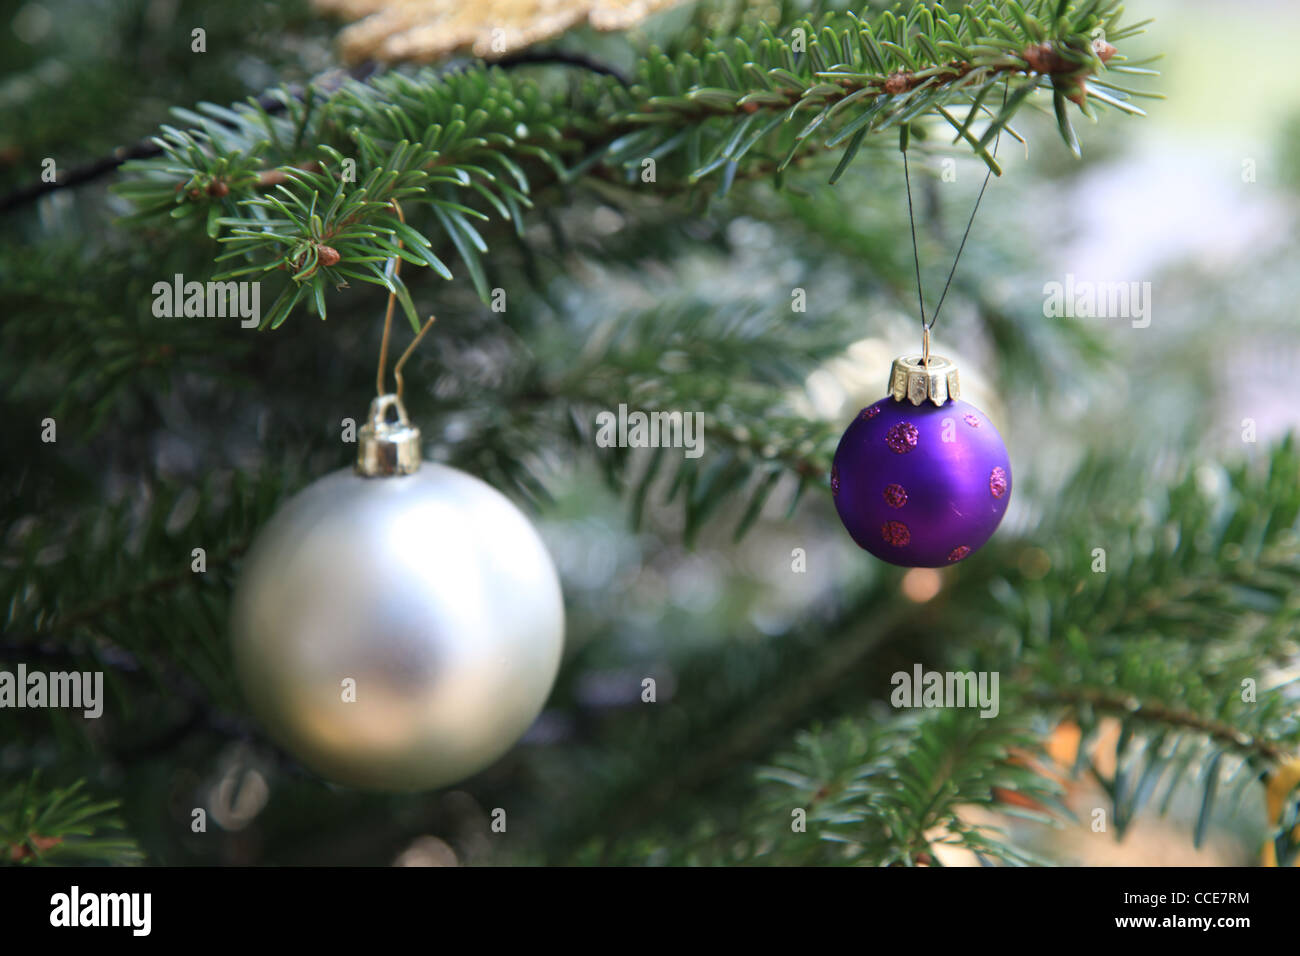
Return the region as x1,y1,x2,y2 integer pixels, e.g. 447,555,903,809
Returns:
2,0,1298,870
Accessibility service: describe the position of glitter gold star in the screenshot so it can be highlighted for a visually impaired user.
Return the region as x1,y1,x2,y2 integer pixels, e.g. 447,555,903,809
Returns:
313,0,686,63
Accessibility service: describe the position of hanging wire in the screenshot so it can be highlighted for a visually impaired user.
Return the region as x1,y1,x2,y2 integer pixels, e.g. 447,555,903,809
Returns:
375,199,405,398
902,146,927,328
902,80,1011,349
394,315,437,402
930,109,1006,325
375,198,437,401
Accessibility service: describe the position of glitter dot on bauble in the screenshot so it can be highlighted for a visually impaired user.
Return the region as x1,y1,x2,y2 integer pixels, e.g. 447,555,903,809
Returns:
832,396,1011,568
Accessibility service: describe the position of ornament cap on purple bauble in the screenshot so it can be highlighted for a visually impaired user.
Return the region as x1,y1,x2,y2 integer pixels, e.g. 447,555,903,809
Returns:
831,355,1011,568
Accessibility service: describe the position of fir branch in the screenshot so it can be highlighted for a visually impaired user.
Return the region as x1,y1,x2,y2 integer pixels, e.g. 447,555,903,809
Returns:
109,0,1154,328
1028,688,1290,765
17,542,249,644
0,51,630,214
753,709,1064,866
0,774,142,866
541,437,1299,864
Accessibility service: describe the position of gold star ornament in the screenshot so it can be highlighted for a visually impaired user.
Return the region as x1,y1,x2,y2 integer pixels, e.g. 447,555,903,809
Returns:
313,0,687,63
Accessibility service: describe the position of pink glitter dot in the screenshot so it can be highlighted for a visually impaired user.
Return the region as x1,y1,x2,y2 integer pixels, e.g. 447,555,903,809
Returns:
862,405,882,419
947,545,971,562
831,465,840,496
885,422,919,454
990,466,1008,498
963,414,980,428
881,521,910,547
883,483,908,508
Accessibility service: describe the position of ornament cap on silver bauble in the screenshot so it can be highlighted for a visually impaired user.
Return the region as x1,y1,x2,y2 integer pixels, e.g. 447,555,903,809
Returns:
230,394,565,792
831,353,1011,568
356,392,422,476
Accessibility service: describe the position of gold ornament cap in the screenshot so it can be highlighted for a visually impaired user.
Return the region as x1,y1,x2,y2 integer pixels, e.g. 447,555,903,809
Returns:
356,394,422,476
888,354,960,406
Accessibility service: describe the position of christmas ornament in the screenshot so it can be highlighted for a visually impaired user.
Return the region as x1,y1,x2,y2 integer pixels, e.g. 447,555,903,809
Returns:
313,0,686,63
230,393,565,791
1262,756,1300,866
832,111,1015,567
831,354,1011,567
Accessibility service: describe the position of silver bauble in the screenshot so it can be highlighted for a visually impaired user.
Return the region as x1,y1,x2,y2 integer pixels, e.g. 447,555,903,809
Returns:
230,395,564,791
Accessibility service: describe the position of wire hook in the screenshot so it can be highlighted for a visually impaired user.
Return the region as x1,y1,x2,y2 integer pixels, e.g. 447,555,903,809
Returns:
900,78,1010,362
374,199,437,402
394,315,436,402
375,199,405,398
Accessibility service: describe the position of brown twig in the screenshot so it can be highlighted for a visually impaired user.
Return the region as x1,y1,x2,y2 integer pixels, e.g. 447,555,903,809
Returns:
1029,687,1289,764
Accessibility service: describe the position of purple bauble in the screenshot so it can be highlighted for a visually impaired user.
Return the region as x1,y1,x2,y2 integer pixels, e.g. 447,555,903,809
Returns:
832,396,1011,568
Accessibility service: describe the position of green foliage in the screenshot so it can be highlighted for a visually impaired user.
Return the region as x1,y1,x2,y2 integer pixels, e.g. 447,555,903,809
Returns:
550,299,843,540
752,711,1064,865
0,0,330,195
1,470,304,728
112,0,1154,328
14,0,1297,870
0,774,141,866
997,438,1300,851
535,437,1299,867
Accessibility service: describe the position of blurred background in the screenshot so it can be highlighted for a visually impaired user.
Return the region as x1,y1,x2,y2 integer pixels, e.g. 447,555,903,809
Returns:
1,0,1298,866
